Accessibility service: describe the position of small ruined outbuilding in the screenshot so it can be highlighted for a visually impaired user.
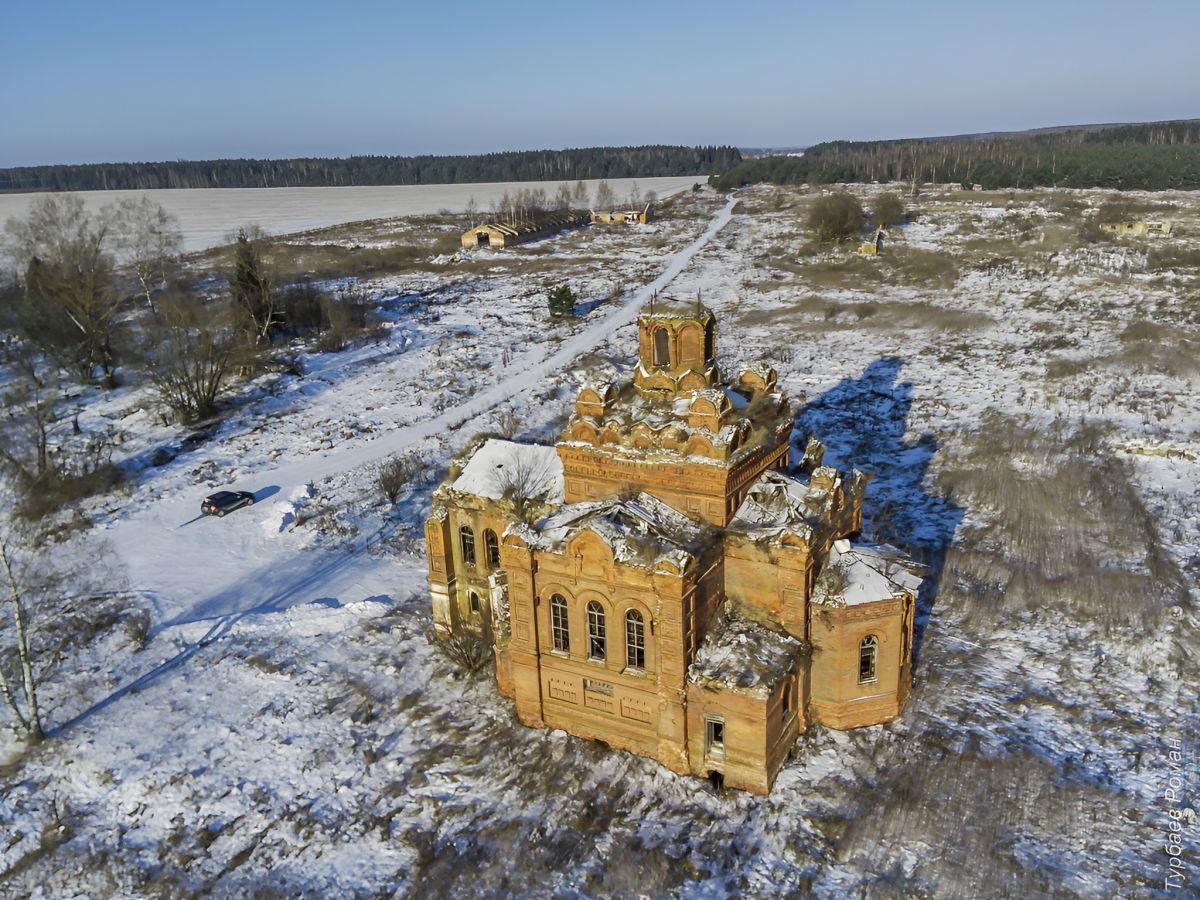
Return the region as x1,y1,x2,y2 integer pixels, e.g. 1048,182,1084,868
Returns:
425,299,923,794
591,203,652,225
857,227,886,256
460,212,588,250
1099,219,1172,237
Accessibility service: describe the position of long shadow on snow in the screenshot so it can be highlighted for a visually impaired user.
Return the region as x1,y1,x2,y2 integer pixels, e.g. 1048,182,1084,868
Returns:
792,356,964,663
49,518,400,738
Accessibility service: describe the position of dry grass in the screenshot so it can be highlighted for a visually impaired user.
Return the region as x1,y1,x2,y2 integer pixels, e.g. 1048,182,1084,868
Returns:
1047,320,1200,381
934,414,1186,635
735,293,992,334
835,737,1145,898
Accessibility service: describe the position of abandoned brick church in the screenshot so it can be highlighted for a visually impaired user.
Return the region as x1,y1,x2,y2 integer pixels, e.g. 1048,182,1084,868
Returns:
424,299,922,793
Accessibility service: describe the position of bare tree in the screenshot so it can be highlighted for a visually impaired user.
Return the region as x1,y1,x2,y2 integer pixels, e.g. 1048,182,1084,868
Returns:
491,191,513,226
572,179,590,209
464,195,479,226
3,194,121,384
0,525,45,740
627,181,642,209
0,342,64,489
110,195,183,310
594,180,615,211
430,626,492,675
141,293,235,423
554,182,573,212
0,523,126,741
376,451,428,504
494,449,556,521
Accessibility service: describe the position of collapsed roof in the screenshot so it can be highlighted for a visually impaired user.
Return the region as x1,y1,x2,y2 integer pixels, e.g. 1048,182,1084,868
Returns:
511,491,711,571
814,541,925,607
688,612,806,697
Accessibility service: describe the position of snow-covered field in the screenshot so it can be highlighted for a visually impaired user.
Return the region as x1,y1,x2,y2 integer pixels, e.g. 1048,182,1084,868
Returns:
1,184,1197,896
0,176,703,253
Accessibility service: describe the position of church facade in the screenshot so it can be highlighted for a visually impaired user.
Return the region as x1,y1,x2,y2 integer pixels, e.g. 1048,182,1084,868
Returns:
425,299,922,794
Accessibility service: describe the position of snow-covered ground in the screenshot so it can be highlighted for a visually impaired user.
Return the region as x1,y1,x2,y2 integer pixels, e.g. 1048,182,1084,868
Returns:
1,184,1197,896
0,176,703,253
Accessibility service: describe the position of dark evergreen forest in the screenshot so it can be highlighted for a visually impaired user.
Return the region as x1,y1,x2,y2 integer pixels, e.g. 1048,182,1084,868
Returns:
0,145,741,193
713,121,1200,191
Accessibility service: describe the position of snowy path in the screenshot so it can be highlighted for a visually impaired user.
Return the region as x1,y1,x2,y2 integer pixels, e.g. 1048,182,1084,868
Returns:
103,196,738,630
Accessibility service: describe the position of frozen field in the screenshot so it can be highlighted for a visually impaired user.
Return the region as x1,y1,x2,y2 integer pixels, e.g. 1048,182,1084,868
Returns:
1,184,1197,896
0,175,702,252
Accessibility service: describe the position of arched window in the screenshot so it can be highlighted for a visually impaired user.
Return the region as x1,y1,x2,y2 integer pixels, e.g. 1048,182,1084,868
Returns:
625,609,645,670
550,594,569,653
782,679,791,717
459,525,476,566
653,327,670,367
484,529,500,569
587,601,607,661
859,635,878,684
469,591,481,614
704,322,715,361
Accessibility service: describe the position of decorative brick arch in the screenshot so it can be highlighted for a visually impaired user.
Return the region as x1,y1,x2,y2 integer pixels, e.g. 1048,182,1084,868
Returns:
678,323,704,368
652,326,672,367
686,434,714,458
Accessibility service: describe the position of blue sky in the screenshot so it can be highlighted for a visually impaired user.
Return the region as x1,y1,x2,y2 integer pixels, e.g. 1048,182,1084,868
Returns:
2,0,1197,166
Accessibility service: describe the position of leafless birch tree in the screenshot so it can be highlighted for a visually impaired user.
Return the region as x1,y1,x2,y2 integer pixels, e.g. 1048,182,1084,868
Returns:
594,180,615,211
0,526,44,740
572,180,590,209
110,195,183,309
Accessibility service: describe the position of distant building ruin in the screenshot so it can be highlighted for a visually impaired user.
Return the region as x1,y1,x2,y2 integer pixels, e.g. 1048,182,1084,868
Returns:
424,299,923,794
591,203,652,225
460,212,588,250
1099,220,1173,237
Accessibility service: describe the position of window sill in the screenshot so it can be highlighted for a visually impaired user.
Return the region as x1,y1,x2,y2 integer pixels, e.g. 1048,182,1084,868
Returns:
622,666,647,677
586,657,608,666
549,649,570,658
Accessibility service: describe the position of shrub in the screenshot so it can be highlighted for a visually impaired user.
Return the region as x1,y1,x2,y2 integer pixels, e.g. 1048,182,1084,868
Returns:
431,627,493,675
872,193,905,228
1094,200,1134,224
376,453,424,504
806,192,864,243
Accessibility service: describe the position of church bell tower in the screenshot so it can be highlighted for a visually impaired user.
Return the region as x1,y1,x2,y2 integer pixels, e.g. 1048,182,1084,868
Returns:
634,295,720,398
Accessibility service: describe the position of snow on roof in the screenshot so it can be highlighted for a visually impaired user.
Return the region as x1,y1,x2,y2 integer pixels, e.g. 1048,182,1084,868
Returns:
727,470,821,539
450,439,564,505
518,491,708,570
688,613,805,697
814,541,924,607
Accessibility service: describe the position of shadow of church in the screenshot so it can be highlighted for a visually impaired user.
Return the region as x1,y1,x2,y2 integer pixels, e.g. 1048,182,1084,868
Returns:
791,356,964,663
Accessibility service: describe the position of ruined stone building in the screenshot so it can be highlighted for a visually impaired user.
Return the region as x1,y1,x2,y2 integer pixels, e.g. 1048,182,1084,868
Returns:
1098,219,1173,237
460,212,588,249
591,203,653,225
425,299,922,793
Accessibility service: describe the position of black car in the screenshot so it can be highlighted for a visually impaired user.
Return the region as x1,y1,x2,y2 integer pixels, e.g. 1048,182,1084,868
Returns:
201,490,255,517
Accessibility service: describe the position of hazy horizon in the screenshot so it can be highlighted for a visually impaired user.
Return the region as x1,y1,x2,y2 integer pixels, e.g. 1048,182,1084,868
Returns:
3,0,1199,168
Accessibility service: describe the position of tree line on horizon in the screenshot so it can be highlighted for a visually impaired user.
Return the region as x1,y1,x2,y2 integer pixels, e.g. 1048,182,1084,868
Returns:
712,121,1200,191
0,145,742,193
